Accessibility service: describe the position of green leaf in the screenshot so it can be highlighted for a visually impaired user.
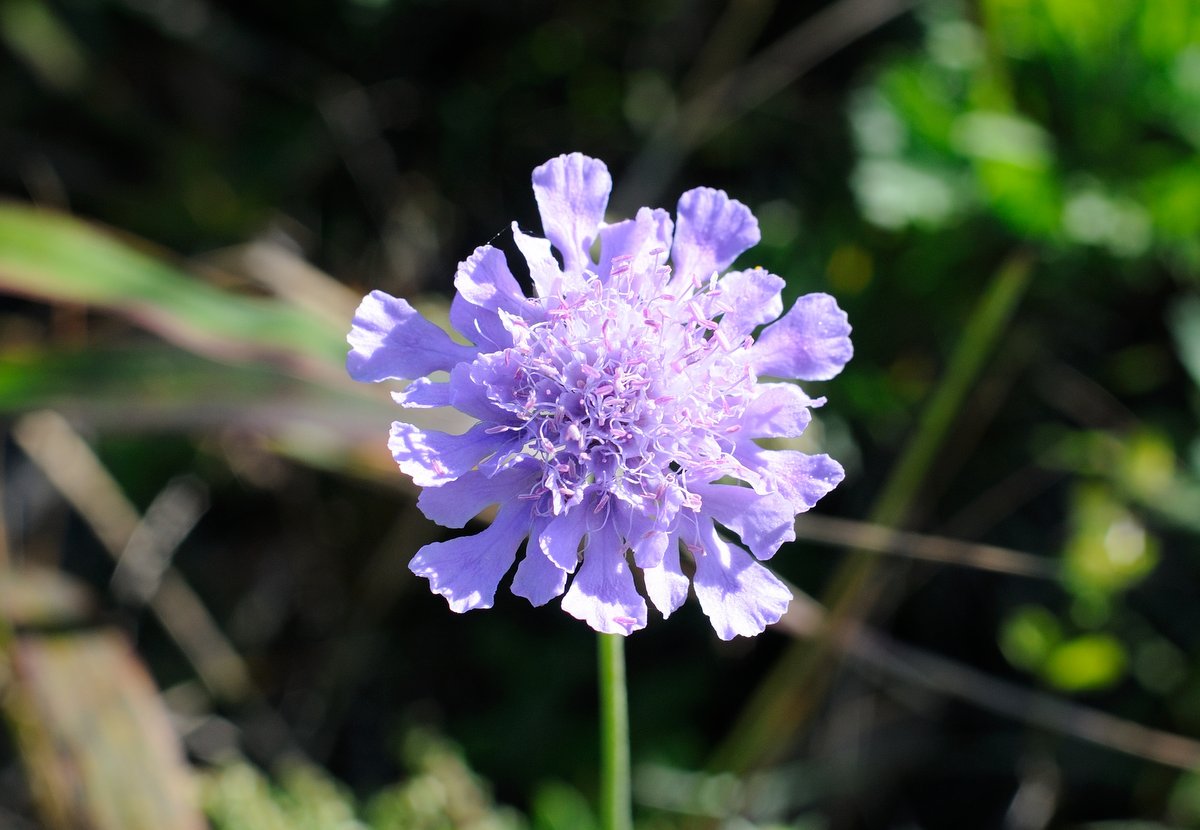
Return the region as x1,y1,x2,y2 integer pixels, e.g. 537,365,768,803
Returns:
999,605,1062,672
1063,484,1157,597
1041,633,1127,692
0,204,347,381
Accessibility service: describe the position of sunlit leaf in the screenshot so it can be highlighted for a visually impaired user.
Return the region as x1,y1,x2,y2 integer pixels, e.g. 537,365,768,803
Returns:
0,203,347,382
1063,484,1158,597
1041,633,1127,692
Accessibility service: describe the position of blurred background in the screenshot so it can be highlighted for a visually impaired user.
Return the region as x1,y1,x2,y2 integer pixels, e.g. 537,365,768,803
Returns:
2,0,1200,828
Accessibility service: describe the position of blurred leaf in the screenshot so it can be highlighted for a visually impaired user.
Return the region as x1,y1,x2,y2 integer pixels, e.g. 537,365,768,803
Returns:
1137,0,1200,61
0,344,460,481
1168,767,1200,827
1062,185,1152,258
1041,633,1128,692
953,111,1053,167
851,159,968,230
973,157,1062,238
2,627,205,830
0,345,391,440
1040,0,1138,59
0,567,94,628
1117,431,1177,501
1143,164,1200,244
1169,295,1200,388
0,204,347,381
0,0,86,92
1063,484,1157,597
530,782,596,830
999,604,1062,672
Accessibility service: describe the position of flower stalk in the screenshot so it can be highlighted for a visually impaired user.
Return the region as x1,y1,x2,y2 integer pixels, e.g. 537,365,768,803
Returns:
598,632,632,830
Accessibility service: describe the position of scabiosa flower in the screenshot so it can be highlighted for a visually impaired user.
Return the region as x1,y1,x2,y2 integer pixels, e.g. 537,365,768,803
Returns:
347,153,851,639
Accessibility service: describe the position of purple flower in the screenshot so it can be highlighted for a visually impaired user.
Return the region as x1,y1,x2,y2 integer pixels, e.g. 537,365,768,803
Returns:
347,153,851,639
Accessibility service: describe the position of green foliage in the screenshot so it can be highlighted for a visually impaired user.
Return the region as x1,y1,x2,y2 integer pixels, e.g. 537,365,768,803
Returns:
852,0,1200,263
204,735,530,830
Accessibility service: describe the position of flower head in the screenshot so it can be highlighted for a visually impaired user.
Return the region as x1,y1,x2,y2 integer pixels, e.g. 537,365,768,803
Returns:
347,153,852,639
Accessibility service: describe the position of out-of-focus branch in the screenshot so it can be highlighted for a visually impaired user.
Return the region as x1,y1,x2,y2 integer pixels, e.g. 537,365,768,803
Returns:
616,0,920,211
12,410,253,704
775,588,1200,771
795,514,1059,579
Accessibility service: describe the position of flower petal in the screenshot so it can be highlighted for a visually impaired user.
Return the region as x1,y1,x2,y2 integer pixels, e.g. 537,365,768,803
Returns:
450,294,512,351
736,445,845,514
409,503,531,612
740,383,816,439
691,519,792,640
643,533,689,618
709,268,784,339
416,459,542,528
388,421,519,487
513,223,579,298
671,188,760,286
596,207,673,283
391,378,452,409
691,482,796,560
453,245,528,312
452,361,524,422
532,153,612,273
560,521,647,635
347,290,476,382
748,293,853,381
511,517,569,606
537,506,590,572
449,245,528,349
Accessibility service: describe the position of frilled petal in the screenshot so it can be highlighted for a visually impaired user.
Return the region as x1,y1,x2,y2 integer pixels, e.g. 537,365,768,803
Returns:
631,529,669,569
513,223,585,298
450,294,511,352
537,505,590,572
740,383,816,439
736,444,845,514
416,459,542,528
614,495,679,568
453,245,528,312
453,361,525,423
392,378,452,409
691,519,792,640
560,521,647,635
749,293,853,381
708,269,785,340
691,482,796,560
532,153,612,273
512,519,569,606
597,207,673,283
671,188,760,286
449,245,528,349
409,503,531,612
347,290,477,382
389,421,520,488
643,533,689,618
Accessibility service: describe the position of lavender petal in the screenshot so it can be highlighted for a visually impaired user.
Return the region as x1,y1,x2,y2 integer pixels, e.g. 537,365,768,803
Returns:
347,290,477,382
560,521,647,635
691,520,792,640
388,421,519,488
532,153,612,273
408,504,531,612
749,293,853,381
671,188,760,285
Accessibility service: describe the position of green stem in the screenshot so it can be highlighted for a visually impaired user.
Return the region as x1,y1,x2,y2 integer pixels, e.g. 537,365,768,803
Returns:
598,632,632,830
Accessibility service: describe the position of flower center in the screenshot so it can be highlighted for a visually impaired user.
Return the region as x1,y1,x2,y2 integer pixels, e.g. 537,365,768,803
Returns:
486,257,756,517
